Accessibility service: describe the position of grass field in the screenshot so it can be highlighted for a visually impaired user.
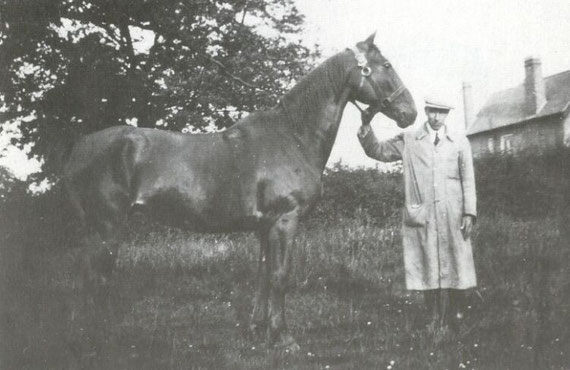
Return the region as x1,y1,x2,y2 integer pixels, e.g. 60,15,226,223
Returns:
1,208,569,369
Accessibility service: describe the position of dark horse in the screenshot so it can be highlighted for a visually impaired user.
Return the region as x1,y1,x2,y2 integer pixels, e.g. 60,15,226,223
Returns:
63,33,417,349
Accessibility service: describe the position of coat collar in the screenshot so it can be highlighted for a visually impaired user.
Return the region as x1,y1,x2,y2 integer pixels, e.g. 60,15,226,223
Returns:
415,122,455,142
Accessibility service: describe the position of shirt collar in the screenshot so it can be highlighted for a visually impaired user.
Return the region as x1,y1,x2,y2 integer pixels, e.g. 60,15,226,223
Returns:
416,122,454,142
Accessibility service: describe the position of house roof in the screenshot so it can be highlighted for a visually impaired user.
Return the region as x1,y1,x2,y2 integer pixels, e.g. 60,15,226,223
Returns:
467,70,570,136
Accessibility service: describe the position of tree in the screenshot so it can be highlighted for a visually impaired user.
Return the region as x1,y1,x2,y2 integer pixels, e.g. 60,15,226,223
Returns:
0,0,318,177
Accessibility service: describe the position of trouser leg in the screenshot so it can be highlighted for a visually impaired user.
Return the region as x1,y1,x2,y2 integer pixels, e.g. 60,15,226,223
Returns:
424,289,440,321
449,289,466,319
424,289,445,333
424,289,455,328
448,289,468,334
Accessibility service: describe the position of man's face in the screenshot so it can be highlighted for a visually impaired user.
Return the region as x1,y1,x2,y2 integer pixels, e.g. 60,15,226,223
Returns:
425,107,449,131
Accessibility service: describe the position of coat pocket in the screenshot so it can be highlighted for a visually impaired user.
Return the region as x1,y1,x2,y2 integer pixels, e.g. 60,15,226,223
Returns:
403,203,427,227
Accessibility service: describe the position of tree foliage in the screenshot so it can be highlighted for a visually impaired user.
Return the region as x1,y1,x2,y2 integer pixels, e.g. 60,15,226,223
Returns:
0,0,318,176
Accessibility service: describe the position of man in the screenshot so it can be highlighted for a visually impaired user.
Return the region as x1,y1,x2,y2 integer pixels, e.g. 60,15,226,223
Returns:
357,99,477,335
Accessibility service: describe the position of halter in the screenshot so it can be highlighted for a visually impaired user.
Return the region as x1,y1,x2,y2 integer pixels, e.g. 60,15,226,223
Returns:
348,46,406,114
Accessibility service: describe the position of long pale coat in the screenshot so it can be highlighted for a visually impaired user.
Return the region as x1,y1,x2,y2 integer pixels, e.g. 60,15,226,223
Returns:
359,123,477,290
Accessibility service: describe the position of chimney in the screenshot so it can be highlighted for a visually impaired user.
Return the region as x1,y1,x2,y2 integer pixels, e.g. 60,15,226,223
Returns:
524,57,546,115
462,82,475,130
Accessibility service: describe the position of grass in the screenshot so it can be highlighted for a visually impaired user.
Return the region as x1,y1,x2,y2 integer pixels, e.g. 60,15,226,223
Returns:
1,209,569,369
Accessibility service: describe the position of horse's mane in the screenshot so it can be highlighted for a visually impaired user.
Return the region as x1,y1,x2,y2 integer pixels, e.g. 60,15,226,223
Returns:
277,51,350,133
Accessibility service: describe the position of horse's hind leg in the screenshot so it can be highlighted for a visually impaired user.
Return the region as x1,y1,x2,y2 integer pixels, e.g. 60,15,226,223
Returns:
64,182,88,242
79,219,123,289
250,228,270,337
64,183,126,360
76,184,129,296
71,215,125,359
266,209,300,351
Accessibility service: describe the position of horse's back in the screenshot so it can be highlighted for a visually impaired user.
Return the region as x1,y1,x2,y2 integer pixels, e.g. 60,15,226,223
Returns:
63,126,138,179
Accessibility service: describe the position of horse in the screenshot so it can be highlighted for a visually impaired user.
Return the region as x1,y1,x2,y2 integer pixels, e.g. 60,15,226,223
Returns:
62,33,417,350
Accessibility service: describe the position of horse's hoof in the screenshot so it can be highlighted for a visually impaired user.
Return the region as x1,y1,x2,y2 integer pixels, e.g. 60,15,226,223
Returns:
274,334,300,353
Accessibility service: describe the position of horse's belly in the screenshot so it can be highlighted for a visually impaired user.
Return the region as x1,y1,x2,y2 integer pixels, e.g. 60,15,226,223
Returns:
134,175,259,232
146,199,260,233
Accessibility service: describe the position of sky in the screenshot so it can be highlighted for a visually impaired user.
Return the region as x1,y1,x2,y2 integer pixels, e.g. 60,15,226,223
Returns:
293,0,570,167
2,0,570,177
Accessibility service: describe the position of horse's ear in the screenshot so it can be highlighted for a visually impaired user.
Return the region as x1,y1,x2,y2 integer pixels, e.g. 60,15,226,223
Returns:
356,32,377,51
365,32,376,46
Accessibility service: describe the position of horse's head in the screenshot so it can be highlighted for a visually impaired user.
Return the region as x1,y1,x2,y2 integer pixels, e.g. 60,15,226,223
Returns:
347,33,417,128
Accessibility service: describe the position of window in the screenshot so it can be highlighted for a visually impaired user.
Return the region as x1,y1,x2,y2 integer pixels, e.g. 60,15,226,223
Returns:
487,137,495,153
500,134,513,153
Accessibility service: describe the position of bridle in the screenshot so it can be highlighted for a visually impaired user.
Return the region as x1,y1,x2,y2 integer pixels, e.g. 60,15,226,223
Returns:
348,46,406,114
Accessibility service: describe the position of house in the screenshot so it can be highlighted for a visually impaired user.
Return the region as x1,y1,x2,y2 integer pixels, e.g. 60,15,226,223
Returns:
464,57,570,157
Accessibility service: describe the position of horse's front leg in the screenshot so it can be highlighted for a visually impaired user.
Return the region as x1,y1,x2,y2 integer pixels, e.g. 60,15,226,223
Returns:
250,228,270,337
266,209,300,351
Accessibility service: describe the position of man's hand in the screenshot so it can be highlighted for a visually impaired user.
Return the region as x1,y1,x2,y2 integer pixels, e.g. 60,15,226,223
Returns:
358,108,375,139
357,124,371,139
461,215,475,240
361,108,374,125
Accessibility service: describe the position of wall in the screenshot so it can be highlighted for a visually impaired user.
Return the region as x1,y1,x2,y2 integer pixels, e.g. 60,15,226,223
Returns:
563,110,570,146
468,115,564,157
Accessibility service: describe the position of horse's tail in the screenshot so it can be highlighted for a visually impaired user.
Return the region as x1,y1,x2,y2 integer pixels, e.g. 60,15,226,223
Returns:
44,127,85,247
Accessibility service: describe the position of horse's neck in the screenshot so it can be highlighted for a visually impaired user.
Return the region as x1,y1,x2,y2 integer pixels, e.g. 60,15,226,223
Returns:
278,52,352,171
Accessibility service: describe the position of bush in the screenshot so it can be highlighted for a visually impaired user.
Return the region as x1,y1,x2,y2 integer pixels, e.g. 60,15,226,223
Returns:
309,163,403,226
475,147,570,219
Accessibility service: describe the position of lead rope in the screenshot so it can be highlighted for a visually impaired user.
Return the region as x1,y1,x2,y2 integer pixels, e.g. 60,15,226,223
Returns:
350,99,367,114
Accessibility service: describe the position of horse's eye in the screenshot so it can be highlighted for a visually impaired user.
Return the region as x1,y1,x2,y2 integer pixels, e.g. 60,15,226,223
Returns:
384,62,392,69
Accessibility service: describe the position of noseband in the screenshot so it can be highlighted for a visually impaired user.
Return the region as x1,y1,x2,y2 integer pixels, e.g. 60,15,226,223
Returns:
348,47,406,114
